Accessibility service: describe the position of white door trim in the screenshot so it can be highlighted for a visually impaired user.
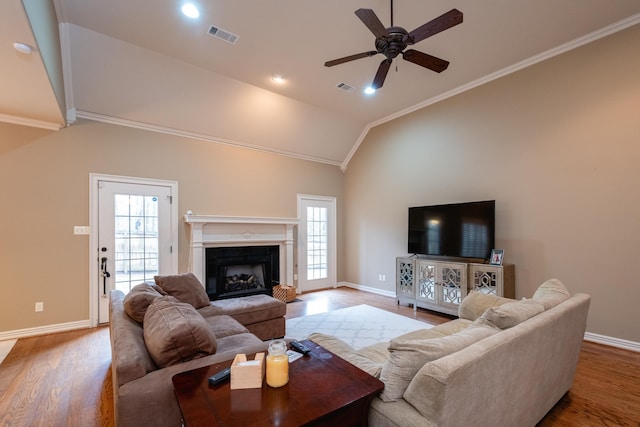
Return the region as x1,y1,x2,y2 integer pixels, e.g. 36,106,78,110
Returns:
297,194,337,292
89,173,178,326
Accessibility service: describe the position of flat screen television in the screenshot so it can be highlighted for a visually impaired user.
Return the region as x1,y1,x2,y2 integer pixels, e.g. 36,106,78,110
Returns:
408,200,495,260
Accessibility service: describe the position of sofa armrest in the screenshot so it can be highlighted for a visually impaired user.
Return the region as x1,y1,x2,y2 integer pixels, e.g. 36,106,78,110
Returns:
109,290,157,386
115,339,270,427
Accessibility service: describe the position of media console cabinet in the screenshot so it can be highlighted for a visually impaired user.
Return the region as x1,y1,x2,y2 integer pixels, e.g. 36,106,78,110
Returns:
396,256,515,316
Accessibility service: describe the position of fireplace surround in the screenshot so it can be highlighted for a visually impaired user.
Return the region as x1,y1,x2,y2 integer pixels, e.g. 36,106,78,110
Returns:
184,215,298,300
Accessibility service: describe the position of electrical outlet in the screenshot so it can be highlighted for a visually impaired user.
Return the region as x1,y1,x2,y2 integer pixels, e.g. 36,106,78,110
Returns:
35,302,44,312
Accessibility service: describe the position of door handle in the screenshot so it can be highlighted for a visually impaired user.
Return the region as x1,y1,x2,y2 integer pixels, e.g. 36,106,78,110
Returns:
101,257,111,298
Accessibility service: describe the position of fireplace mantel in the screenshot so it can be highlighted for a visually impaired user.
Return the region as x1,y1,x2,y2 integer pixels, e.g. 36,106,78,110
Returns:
184,214,298,287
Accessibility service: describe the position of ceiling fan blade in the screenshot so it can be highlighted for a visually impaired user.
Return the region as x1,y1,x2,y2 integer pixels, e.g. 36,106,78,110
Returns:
408,8,463,44
324,51,379,67
371,59,392,89
355,8,388,38
402,49,449,73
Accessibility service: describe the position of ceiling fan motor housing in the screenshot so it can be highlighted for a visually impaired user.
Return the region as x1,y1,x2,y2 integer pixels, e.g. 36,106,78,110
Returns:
375,26,409,60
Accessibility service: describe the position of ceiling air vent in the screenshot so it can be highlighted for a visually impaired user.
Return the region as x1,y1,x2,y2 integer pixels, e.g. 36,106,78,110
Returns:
336,82,355,92
208,25,239,44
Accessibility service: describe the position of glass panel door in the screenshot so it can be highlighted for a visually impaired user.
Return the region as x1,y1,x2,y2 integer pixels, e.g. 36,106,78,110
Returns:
298,195,336,292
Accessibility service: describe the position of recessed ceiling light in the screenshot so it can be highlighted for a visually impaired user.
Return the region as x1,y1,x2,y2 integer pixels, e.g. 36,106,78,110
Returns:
364,87,376,95
272,74,287,83
13,42,32,55
181,3,199,19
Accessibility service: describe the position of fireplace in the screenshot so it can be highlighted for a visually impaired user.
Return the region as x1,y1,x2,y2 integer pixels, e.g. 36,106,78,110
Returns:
205,246,280,300
184,215,298,299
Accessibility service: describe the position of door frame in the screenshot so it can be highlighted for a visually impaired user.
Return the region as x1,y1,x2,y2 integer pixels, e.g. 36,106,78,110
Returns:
89,173,179,326
297,194,337,292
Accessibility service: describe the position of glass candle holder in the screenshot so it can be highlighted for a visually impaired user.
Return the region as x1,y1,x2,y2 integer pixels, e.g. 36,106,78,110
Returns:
266,339,289,388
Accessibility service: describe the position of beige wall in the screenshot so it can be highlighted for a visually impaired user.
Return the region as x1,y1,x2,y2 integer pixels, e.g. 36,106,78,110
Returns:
0,119,343,332
344,24,640,342
2,24,638,345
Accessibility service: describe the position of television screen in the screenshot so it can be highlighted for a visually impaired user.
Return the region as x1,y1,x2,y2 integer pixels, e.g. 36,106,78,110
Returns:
408,200,495,260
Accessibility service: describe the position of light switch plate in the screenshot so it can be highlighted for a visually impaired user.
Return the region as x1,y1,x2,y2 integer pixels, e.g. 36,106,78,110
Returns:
74,226,90,235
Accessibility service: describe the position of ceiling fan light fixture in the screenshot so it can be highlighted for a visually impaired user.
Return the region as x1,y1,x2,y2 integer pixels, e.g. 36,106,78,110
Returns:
272,74,287,83
364,87,376,95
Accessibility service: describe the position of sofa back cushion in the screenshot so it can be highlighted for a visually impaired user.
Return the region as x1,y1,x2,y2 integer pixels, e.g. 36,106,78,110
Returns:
379,323,499,402
458,290,513,321
479,298,545,329
144,296,217,367
122,282,166,323
533,278,571,310
154,273,210,309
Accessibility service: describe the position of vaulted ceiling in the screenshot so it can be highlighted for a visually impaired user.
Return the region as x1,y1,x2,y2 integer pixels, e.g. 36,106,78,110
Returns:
2,1,640,167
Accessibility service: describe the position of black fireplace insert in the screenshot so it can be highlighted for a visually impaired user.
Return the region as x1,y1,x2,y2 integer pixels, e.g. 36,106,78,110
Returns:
205,246,279,300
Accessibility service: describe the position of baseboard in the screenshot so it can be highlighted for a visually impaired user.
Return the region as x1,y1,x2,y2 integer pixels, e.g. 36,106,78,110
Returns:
339,281,640,353
584,332,640,353
339,281,396,298
0,320,91,341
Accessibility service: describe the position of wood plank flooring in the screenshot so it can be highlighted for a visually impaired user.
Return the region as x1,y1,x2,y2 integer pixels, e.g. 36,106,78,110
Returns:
0,287,638,426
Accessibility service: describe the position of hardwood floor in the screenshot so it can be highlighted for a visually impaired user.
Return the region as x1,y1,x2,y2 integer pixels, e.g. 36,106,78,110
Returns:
1,287,638,426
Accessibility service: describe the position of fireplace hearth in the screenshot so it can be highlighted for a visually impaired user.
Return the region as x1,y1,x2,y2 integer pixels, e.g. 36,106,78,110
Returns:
205,246,279,300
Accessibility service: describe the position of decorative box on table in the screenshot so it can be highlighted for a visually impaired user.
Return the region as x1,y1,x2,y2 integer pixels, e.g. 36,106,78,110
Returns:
273,284,296,303
230,352,265,390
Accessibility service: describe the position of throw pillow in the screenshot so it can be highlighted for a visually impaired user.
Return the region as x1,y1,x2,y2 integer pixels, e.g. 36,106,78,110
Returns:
154,273,210,309
479,298,545,329
533,278,571,310
458,290,513,321
379,323,498,402
122,282,165,323
143,296,217,367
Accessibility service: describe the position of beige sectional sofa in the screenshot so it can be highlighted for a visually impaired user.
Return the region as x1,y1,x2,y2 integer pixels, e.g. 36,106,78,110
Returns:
109,273,286,427
310,279,591,427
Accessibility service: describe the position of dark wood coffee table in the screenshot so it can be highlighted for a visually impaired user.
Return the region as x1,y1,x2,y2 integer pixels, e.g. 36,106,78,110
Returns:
172,340,384,426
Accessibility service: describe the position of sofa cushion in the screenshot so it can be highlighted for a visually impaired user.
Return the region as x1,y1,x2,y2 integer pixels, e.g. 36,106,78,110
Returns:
458,290,513,321
154,273,210,309
122,282,166,323
143,296,217,367
209,294,286,325
379,323,498,402
204,315,250,338
533,278,571,310
307,333,388,377
479,298,545,329
430,318,473,335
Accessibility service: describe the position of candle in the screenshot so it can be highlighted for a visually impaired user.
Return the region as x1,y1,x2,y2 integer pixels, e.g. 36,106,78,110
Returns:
266,340,289,388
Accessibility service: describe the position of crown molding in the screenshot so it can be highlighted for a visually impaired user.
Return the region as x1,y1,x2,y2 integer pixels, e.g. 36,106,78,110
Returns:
74,110,343,168
0,113,64,130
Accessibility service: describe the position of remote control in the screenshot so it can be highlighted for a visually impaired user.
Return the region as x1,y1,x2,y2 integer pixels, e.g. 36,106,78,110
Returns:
290,340,311,355
208,367,231,386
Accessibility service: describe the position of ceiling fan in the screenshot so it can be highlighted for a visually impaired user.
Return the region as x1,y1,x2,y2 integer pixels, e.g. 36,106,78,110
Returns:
324,1,463,90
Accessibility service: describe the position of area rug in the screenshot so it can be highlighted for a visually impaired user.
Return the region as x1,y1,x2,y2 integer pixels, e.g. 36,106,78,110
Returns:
285,304,432,349
0,339,17,365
